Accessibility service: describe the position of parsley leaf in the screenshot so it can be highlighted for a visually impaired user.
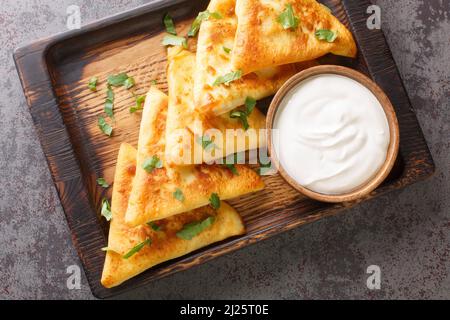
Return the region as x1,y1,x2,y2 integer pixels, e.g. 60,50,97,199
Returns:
130,95,146,113
230,110,250,130
98,116,113,137
209,193,220,210
104,86,115,118
101,198,112,221
225,164,239,175
196,135,217,151
147,221,162,231
188,10,222,37
173,188,185,202
245,96,256,115
122,238,152,259
88,77,98,91
107,73,129,87
315,29,338,42
213,70,242,86
124,77,135,89
96,178,109,188
142,155,163,173
162,34,188,48
176,216,216,240
277,4,299,30
163,13,177,35
223,46,231,54
150,79,158,85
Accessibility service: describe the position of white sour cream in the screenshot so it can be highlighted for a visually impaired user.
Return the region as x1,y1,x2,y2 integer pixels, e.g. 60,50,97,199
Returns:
273,74,390,195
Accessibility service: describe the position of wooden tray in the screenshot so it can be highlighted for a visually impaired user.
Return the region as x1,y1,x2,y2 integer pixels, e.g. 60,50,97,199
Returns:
14,0,434,298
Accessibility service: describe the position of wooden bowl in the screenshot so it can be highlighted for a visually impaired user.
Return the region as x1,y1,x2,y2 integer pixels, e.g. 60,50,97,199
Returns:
266,65,400,203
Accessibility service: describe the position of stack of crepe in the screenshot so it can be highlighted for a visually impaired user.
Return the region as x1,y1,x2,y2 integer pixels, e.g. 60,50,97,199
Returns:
101,0,356,288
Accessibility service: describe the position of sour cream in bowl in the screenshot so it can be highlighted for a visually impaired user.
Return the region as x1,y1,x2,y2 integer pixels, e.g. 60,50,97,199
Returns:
267,66,399,203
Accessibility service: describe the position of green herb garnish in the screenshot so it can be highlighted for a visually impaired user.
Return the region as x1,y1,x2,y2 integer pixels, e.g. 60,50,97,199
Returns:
101,198,112,221
277,4,299,30
229,96,256,131
123,238,152,259
124,77,135,89
104,86,115,118
245,96,256,115
163,13,177,35
162,34,188,48
213,70,242,86
176,216,216,240
147,221,162,231
142,155,163,173
315,29,338,42
88,77,98,91
150,80,158,85
96,178,109,188
173,188,185,202
98,116,113,137
188,10,222,37
107,73,129,87
196,135,217,151
225,164,239,175
130,95,146,113
230,110,250,130
209,193,220,210
223,46,231,54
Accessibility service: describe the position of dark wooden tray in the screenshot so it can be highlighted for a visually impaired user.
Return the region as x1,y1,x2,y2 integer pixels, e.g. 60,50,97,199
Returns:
13,0,434,298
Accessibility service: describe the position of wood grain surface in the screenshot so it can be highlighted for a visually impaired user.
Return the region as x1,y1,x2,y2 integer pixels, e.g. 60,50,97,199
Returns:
13,0,434,298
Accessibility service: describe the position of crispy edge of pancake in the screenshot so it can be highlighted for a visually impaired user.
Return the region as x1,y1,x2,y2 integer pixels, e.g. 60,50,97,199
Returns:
165,46,267,166
194,0,310,115
101,143,245,288
125,87,264,227
232,0,357,75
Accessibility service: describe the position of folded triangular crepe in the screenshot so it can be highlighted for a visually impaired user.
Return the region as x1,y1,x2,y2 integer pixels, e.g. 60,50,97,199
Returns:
231,0,357,75
166,46,267,165
101,143,245,288
194,0,315,115
125,86,264,226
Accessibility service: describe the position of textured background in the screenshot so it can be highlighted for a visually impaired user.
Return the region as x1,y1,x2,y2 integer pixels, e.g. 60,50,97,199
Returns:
0,0,448,299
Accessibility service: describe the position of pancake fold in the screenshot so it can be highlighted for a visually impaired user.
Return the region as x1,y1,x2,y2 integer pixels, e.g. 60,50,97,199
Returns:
231,0,357,75
193,0,315,115
125,87,264,227
101,143,245,288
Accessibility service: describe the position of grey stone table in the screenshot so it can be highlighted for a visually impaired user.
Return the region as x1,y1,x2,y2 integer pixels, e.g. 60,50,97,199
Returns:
0,0,448,299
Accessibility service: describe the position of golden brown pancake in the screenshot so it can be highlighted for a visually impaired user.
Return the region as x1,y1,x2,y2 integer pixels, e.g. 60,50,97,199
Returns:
194,0,315,115
231,0,357,75
101,143,245,288
165,46,267,165
125,87,264,226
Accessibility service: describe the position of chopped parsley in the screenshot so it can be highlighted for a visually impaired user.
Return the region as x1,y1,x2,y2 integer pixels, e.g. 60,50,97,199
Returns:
173,188,185,202
98,116,113,137
277,4,299,30
122,238,152,259
188,10,222,37
88,77,98,91
162,34,188,48
163,13,177,35
101,198,112,221
213,70,242,86
96,178,109,188
315,29,338,42
142,155,163,173
209,193,220,210
176,216,215,240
